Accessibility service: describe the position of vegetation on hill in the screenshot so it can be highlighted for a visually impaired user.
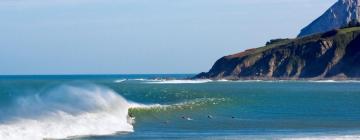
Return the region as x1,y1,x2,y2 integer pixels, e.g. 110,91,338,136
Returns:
195,26,360,80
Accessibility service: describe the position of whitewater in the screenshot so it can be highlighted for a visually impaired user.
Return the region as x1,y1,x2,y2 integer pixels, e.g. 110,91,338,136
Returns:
0,84,144,140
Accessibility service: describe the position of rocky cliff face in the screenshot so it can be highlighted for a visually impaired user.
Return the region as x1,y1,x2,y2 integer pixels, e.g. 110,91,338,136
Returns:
195,27,360,80
299,0,360,37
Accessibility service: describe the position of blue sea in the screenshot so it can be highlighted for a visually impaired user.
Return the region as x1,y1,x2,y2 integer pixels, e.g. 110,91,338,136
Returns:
0,74,360,140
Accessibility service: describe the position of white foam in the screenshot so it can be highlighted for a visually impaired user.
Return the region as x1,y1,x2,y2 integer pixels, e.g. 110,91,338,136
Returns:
0,84,144,140
145,79,212,84
216,79,230,82
234,80,265,82
129,78,148,81
309,80,360,83
281,135,360,140
114,79,127,83
310,80,337,83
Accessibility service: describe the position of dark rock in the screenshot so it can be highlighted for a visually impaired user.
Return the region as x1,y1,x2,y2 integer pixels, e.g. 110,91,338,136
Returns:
194,27,360,80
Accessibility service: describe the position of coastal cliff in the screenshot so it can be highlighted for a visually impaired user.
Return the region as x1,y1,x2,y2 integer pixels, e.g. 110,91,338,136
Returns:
195,27,360,80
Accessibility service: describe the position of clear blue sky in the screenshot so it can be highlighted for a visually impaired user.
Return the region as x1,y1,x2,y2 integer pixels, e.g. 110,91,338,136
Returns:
0,0,336,75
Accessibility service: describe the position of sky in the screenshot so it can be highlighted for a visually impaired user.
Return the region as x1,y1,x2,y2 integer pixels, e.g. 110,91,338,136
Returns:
0,0,337,75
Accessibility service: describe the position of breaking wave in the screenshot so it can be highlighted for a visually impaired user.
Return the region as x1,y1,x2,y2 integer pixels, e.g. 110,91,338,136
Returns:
309,80,360,83
280,134,360,140
0,84,149,140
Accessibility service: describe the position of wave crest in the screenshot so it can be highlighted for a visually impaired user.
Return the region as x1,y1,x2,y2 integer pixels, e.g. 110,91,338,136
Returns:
0,84,138,140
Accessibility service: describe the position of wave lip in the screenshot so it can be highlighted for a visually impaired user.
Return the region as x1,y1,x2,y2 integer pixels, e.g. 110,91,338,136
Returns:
0,84,144,140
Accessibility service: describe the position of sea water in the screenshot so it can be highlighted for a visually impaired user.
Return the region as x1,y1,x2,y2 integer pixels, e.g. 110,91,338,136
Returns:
0,75,360,140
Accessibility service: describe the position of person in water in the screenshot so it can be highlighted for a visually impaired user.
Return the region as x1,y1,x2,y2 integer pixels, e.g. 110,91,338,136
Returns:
163,120,170,124
129,113,134,118
181,116,193,121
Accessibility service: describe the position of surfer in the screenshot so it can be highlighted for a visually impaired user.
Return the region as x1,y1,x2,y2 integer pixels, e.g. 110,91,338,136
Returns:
129,113,135,118
181,116,193,121
207,115,213,119
127,113,136,124
163,120,170,124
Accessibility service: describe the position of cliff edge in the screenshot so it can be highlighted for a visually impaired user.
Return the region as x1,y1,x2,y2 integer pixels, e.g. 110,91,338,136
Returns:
195,27,360,80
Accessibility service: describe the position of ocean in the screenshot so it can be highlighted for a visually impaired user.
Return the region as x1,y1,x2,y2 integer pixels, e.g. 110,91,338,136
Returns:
0,74,360,140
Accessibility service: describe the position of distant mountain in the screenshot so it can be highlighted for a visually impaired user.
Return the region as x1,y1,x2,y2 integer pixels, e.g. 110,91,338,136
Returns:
195,27,360,80
299,0,360,37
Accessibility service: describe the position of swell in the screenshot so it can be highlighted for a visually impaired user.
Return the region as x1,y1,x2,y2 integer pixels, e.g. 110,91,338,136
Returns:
128,97,229,122
0,83,229,140
131,98,227,111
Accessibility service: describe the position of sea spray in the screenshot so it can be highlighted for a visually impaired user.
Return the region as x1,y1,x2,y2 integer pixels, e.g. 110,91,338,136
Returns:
0,84,137,140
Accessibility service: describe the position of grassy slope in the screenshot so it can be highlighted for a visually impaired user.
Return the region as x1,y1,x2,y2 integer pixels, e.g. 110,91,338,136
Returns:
197,26,360,79
237,27,360,59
